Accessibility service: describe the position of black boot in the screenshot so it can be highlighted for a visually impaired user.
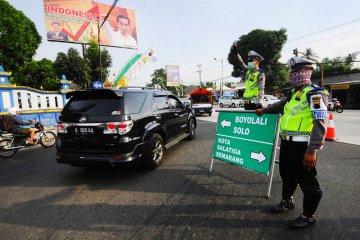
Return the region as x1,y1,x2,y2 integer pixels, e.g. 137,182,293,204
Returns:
271,198,295,213
289,214,316,229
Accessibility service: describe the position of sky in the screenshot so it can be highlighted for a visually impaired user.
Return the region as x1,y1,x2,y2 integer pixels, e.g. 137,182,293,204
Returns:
6,0,360,88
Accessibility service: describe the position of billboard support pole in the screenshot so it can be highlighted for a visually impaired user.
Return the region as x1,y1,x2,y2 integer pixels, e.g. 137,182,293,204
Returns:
97,18,102,82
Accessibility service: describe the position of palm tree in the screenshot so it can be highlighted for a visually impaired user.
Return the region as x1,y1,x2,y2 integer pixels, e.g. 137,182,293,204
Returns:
301,48,319,62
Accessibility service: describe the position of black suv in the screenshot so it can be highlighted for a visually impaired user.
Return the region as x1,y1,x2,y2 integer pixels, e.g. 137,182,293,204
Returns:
56,87,196,169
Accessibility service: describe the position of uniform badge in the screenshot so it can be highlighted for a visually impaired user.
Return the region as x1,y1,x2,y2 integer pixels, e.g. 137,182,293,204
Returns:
310,94,327,119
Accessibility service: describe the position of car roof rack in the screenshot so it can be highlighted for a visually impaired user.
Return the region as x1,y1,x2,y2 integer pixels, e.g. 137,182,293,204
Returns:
119,86,168,91
119,86,153,90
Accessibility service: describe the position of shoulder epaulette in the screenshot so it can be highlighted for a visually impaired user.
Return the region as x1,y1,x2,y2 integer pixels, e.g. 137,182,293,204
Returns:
308,83,324,93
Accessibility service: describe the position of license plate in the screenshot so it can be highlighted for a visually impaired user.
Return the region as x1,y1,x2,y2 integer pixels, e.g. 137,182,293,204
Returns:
75,127,94,134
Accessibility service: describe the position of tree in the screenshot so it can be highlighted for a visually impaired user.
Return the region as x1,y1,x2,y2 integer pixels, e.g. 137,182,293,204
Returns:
301,48,319,62
228,28,288,92
85,40,112,82
54,48,90,89
0,1,41,74
13,58,60,90
312,52,359,78
205,81,214,88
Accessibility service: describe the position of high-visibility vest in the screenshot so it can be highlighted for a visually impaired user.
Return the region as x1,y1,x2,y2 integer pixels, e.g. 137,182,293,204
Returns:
243,69,260,99
280,86,314,136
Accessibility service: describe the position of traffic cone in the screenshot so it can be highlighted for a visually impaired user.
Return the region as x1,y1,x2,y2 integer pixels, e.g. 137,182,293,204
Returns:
325,113,336,141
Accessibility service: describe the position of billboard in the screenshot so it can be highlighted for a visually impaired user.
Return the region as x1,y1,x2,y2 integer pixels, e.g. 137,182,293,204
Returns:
165,65,180,87
43,0,137,49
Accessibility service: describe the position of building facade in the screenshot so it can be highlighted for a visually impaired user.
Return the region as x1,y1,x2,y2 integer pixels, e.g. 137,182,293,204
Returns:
0,65,71,125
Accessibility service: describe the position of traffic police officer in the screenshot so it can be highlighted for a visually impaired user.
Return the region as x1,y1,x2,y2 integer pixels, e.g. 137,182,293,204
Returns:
236,49,265,110
255,56,329,229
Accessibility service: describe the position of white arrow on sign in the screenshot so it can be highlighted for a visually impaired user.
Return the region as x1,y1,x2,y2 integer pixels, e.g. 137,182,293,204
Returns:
94,82,102,88
221,119,232,128
250,151,266,163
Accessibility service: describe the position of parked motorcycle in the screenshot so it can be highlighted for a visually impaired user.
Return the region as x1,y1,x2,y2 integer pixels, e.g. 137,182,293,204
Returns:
0,121,56,158
328,98,344,113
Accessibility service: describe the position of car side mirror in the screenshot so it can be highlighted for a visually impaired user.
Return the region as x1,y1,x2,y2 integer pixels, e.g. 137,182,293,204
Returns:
184,102,191,108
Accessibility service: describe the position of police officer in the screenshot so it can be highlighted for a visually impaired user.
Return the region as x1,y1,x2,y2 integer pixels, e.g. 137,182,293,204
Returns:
236,48,265,110
255,56,328,229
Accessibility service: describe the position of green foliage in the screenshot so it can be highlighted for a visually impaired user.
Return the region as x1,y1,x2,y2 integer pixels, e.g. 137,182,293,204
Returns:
312,52,359,78
54,48,90,89
228,28,288,92
85,40,112,82
205,81,215,88
13,58,59,90
301,48,319,62
148,68,185,96
0,1,41,73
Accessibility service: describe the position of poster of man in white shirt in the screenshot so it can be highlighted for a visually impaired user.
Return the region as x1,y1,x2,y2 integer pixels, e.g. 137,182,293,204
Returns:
103,13,138,49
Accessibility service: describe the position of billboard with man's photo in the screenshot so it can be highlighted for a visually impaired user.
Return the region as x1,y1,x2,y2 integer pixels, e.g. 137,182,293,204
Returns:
43,0,138,49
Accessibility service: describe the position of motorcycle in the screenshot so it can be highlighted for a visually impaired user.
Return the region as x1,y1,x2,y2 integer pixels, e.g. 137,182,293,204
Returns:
328,98,344,113
0,121,56,158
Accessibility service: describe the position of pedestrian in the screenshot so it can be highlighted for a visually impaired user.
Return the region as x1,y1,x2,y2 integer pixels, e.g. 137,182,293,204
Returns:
235,45,265,110
255,56,329,229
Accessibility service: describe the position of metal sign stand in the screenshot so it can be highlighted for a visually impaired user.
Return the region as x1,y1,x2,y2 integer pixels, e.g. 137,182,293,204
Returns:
209,110,281,198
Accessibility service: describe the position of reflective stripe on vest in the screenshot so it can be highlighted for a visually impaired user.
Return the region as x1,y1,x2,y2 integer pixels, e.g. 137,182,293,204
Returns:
280,86,314,136
243,70,260,99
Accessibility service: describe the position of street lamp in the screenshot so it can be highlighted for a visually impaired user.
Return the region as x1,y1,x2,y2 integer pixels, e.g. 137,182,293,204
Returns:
214,58,224,96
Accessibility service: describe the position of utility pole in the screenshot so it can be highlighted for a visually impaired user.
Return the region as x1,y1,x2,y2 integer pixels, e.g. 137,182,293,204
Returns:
214,58,224,96
197,64,202,88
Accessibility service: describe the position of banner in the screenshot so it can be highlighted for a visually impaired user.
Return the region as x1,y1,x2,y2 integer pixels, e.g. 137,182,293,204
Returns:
165,65,180,87
112,49,156,88
43,0,137,49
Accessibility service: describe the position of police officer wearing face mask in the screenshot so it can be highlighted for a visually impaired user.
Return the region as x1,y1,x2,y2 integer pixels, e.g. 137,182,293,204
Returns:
236,49,265,110
255,56,329,229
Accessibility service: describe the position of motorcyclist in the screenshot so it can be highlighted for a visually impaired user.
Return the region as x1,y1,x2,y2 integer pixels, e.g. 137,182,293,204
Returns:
7,107,36,145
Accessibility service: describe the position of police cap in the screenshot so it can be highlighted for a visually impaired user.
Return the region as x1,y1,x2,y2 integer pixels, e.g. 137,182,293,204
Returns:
248,50,264,61
288,56,315,72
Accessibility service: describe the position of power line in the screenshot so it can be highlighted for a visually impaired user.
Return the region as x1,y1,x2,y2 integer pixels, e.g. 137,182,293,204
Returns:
287,17,360,42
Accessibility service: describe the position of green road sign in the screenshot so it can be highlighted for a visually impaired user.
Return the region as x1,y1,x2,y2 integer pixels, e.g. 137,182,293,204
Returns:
212,111,279,175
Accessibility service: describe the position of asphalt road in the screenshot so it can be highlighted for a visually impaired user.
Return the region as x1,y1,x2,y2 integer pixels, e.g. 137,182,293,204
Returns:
0,120,359,240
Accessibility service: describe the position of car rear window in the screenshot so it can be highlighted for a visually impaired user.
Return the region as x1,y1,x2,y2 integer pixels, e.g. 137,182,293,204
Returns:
62,92,146,116
63,98,123,116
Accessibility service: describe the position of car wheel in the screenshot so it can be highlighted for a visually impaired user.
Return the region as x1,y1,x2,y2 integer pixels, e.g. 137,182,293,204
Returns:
219,103,223,108
187,118,196,140
145,133,164,169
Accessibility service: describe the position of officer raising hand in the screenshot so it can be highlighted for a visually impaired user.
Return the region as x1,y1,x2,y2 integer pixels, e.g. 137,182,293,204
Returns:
235,47,265,110
255,56,329,229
